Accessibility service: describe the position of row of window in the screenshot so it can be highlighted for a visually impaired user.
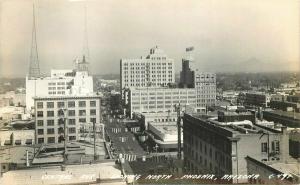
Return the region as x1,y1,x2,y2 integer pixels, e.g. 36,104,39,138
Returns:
37,127,76,135
48,91,65,95
261,141,280,153
123,62,172,66
37,109,96,117
37,101,96,109
37,136,76,144
37,117,97,127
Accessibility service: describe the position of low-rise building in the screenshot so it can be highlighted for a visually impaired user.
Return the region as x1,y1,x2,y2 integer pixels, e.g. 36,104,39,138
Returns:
147,122,182,152
246,156,299,184
0,162,126,185
245,92,271,108
287,94,300,103
263,110,300,128
133,112,177,130
0,106,26,121
217,110,254,123
269,100,300,112
183,113,289,183
34,95,101,144
0,129,35,146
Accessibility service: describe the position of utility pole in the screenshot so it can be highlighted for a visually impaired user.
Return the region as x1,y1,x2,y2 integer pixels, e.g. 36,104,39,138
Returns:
175,104,182,160
59,105,68,163
64,116,67,159
93,121,97,161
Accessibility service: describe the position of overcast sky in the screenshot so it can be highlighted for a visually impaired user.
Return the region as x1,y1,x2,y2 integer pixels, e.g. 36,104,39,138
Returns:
0,0,299,77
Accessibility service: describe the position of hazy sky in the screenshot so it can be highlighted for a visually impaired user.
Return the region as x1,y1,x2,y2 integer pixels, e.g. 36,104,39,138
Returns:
0,0,299,77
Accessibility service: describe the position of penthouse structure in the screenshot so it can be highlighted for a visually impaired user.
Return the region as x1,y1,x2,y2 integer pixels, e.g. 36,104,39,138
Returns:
34,95,101,144
183,112,289,183
126,87,196,117
120,46,175,99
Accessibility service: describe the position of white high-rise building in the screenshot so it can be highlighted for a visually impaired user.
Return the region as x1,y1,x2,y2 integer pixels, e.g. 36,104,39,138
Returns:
26,56,93,111
120,46,175,99
127,87,196,117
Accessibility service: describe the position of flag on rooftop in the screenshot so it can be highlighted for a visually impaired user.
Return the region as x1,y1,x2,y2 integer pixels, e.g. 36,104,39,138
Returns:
186,46,194,52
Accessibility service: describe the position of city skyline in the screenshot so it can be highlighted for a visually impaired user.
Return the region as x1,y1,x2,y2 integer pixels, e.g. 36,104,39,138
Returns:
0,0,299,77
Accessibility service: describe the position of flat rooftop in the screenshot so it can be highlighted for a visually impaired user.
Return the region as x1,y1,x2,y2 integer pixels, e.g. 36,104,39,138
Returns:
150,123,177,134
0,146,37,164
0,162,126,185
187,113,281,135
269,162,300,177
33,94,102,100
33,141,106,164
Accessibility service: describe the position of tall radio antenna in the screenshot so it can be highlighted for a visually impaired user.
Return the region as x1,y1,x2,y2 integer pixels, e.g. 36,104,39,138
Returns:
28,3,41,78
83,2,90,59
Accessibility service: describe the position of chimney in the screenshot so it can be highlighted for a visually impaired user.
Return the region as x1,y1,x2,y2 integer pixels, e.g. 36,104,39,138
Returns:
280,126,289,163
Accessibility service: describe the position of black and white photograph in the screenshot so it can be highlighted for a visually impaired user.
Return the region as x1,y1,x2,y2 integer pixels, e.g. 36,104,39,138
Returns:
0,0,299,184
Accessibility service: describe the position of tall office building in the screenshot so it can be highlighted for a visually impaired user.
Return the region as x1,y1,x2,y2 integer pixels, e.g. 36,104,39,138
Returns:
179,48,216,112
179,58,195,88
34,95,101,144
194,70,216,112
120,46,175,98
26,56,93,111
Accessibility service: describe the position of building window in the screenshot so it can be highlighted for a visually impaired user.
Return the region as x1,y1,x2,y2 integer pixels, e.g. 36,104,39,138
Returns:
47,111,54,117
37,102,43,109
90,109,96,115
68,110,75,116
275,141,280,152
57,102,65,108
90,118,96,123
90,101,96,107
261,142,267,153
58,127,64,134
79,110,86,116
79,118,86,123
58,118,65,125
47,120,54,126
272,140,280,152
48,137,55,143
68,101,75,107
38,138,44,144
47,102,54,108
37,120,44,126
37,111,43,117
69,127,76,134
69,119,76,125
69,136,76,141
79,101,86,107
37,129,44,135
57,109,64,116
47,128,55,134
